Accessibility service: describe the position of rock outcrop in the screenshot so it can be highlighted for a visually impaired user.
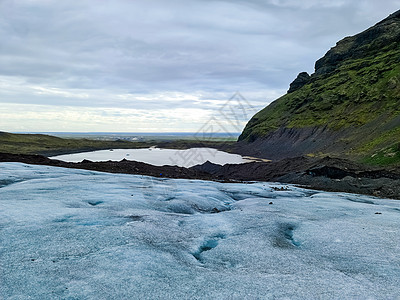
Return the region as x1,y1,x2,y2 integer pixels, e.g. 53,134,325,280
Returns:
287,72,311,93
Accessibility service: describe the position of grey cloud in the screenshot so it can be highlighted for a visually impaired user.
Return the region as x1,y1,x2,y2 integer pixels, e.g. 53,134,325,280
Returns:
0,0,399,111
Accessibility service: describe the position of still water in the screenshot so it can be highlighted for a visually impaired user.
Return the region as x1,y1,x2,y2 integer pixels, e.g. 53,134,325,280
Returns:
51,148,253,168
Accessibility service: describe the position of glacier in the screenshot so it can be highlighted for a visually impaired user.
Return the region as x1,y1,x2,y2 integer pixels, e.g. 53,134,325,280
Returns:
0,162,399,299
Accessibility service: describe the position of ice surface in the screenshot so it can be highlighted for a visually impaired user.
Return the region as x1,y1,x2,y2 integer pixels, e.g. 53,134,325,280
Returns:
50,147,253,167
1,162,399,299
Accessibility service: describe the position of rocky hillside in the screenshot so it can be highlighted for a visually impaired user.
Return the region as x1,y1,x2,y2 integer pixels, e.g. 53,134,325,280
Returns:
238,10,400,166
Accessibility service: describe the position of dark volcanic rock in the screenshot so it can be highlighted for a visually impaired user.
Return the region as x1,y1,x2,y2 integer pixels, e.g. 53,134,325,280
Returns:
190,160,222,174
0,152,211,180
1,152,400,199
287,72,311,93
236,125,351,160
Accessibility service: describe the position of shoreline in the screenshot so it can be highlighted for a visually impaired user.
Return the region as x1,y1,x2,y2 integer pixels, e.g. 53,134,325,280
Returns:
1,152,400,200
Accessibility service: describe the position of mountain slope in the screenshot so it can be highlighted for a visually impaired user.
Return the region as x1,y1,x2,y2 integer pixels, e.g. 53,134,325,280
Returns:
238,10,400,165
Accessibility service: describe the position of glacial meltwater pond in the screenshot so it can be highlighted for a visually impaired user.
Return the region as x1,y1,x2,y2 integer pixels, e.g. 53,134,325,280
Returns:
51,147,253,167
1,162,400,299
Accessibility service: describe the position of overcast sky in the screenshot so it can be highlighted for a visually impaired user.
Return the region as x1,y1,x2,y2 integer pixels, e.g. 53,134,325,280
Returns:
0,0,399,133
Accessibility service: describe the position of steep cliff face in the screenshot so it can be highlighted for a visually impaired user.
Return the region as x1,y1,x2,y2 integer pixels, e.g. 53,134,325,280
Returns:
238,10,400,165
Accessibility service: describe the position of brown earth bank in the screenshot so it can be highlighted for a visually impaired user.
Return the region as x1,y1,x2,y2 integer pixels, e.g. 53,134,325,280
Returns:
1,152,400,200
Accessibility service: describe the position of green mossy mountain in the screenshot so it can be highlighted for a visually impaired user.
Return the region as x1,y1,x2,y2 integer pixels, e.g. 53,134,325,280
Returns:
238,10,400,166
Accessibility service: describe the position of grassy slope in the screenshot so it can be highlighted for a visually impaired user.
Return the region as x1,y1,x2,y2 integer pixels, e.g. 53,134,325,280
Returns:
0,132,147,155
0,132,235,156
239,14,400,166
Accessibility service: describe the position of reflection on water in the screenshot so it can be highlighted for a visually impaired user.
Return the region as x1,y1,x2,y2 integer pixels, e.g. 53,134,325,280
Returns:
51,148,253,167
